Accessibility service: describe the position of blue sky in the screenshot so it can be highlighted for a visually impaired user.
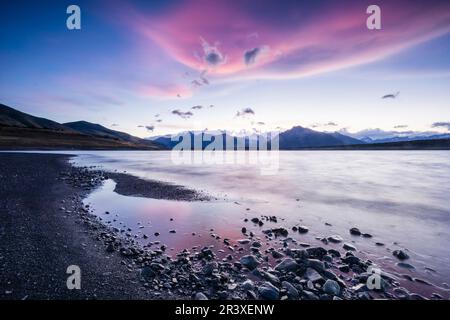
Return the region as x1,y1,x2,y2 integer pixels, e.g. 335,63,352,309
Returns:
1,0,450,138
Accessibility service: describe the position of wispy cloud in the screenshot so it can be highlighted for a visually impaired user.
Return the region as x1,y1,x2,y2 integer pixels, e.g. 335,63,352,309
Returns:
172,109,194,119
127,0,450,79
431,122,450,130
236,107,255,117
244,47,268,65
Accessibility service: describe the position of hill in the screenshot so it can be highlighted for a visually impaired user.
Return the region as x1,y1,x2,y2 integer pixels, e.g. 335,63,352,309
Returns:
0,104,163,150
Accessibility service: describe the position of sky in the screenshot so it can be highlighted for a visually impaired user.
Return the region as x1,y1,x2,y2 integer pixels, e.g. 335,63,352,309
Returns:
1,0,450,139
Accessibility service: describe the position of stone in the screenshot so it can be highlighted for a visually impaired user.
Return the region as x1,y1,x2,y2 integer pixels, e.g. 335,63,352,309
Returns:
349,227,361,236
297,226,309,234
240,255,260,270
251,241,262,248
271,250,284,259
305,268,322,282
282,281,300,299
203,262,218,275
263,271,280,285
397,262,415,269
258,282,280,300
307,259,325,272
327,235,343,243
275,258,299,272
338,264,350,272
306,247,327,258
241,279,255,291
302,290,319,300
343,243,356,251
194,292,208,300
393,249,409,260
322,279,340,296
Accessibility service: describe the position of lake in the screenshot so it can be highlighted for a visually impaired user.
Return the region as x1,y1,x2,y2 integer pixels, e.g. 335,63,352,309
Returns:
68,150,450,297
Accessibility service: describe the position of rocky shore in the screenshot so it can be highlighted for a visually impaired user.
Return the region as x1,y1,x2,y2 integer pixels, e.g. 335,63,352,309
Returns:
1,153,448,300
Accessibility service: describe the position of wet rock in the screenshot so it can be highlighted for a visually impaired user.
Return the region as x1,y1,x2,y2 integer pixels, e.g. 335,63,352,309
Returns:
323,279,340,296
237,239,251,245
397,262,415,269
203,262,218,275
413,278,432,286
349,227,361,236
306,247,327,259
393,250,409,260
362,233,372,238
251,241,262,248
275,258,299,273
240,255,260,270
241,279,255,291
327,235,343,243
251,217,260,223
302,290,319,300
328,249,341,257
307,259,325,272
262,271,280,285
195,292,208,300
169,229,176,233
282,281,300,299
393,287,410,300
341,255,360,265
375,242,384,246
305,268,323,282
297,226,309,234
343,243,356,251
271,250,284,259
258,282,280,300
409,293,427,300
264,227,289,237
338,264,350,273
241,227,247,234
154,232,160,236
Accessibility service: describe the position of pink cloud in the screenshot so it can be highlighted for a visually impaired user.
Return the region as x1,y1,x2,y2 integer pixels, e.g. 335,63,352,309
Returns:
139,84,193,99
124,0,450,79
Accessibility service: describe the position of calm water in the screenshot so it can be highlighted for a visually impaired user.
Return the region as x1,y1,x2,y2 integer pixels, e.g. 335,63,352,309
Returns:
68,150,450,297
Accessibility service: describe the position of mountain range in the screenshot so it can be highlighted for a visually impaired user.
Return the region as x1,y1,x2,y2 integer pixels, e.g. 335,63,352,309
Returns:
0,104,163,150
1,103,449,150
150,127,367,150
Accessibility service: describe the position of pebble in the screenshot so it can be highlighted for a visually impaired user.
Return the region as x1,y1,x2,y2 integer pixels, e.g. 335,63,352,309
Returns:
240,255,260,270
282,281,300,299
393,249,409,260
275,258,299,272
305,268,322,282
258,282,280,300
349,228,361,236
194,292,208,300
343,243,356,251
297,226,309,234
327,235,343,243
323,279,340,296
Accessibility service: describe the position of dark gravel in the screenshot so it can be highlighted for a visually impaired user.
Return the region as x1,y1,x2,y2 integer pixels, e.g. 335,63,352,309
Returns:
0,153,150,299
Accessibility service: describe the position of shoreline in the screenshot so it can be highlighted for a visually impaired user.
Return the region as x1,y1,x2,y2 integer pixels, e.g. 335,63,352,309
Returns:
0,153,448,300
